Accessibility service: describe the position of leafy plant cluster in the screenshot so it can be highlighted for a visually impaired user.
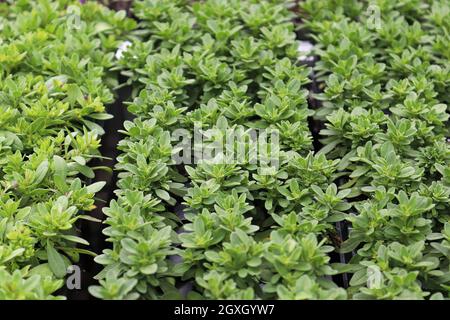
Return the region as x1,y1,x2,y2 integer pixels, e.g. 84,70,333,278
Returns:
91,0,350,300
301,0,450,299
2,0,447,301
0,0,134,299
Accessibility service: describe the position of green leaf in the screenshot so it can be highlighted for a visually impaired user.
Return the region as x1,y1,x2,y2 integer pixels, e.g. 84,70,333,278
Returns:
89,113,114,120
74,164,95,179
339,237,362,253
60,235,90,246
47,241,67,278
73,156,86,166
66,84,84,106
86,181,106,194
53,155,68,191
155,189,171,201
53,156,67,176
140,264,158,275
78,215,102,223
34,160,49,184
349,269,368,286
82,120,105,135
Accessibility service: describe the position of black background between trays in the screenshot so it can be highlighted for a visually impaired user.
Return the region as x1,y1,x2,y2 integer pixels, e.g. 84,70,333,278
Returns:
67,78,133,299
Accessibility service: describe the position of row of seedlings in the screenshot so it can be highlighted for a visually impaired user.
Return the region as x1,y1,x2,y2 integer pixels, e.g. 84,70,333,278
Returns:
91,0,351,300
0,0,134,299
301,0,450,299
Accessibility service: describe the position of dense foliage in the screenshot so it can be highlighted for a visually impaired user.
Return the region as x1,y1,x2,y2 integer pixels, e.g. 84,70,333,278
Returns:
1,0,449,301
90,0,349,300
0,0,134,299
301,0,450,299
